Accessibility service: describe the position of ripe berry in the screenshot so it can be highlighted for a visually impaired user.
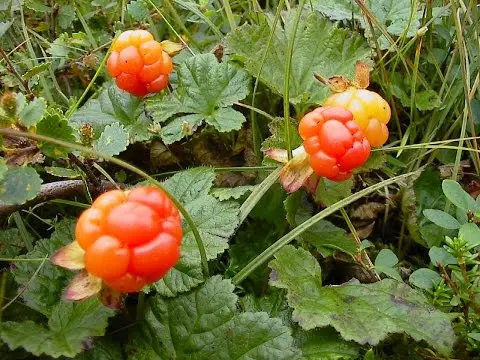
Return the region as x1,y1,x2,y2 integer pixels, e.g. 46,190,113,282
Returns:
107,30,173,97
298,106,371,181
75,186,182,292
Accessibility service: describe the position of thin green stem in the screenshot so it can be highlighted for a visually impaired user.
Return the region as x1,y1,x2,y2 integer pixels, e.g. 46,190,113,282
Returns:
239,167,281,224
1,256,48,312
232,171,418,284
283,0,306,160
250,0,284,159
12,212,33,252
65,32,119,120
147,0,196,55
0,129,210,278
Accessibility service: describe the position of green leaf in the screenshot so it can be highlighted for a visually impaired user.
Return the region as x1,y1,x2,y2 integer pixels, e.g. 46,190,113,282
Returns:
17,97,46,127
127,0,149,21
415,90,442,111
354,151,387,174
36,111,75,158
0,21,12,38
146,53,250,144
228,222,277,284
240,290,360,359
45,166,81,179
153,168,239,296
374,249,398,268
311,0,449,50
71,83,153,143
211,185,257,201
12,219,75,315
0,229,34,257
442,179,477,211
58,5,77,29
298,327,360,360
428,246,457,267
131,276,301,359
409,268,442,290
162,167,216,204
226,11,371,107
423,209,461,229
261,117,302,151
23,62,51,81
74,339,122,360
403,168,449,248
269,245,456,355
0,167,42,206
285,191,357,256
315,178,353,206
94,122,129,156
458,223,480,248
0,297,114,358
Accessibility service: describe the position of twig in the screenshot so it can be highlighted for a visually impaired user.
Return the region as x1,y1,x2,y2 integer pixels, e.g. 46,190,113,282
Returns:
0,180,120,217
68,153,102,189
0,48,33,98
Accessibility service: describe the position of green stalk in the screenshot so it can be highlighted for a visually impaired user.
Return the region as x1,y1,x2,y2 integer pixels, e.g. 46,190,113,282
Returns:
12,212,33,252
222,0,236,30
232,171,418,284
239,167,281,224
250,0,285,159
66,32,119,120
0,129,210,279
283,0,306,160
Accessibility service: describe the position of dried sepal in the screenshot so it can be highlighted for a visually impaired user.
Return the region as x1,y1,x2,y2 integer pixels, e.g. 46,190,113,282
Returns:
160,40,184,56
64,271,102,301
99,287,124,309
279,151,314,194
353,61,370,89
314,73,351,93
265,146,307,164
51,241,85,270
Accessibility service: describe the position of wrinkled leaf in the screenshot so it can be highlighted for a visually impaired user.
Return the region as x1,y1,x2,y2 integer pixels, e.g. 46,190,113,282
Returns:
226,11,371,107
147,53,250,144
153,168,239,296
211,185,256,201
36,111,75,158
17,97,46,127
131,276,301,359
269,245,455,355
12,219,75,315
71,84,153,143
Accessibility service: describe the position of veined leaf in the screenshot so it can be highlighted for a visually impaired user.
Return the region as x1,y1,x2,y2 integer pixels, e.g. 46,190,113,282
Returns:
269,245,455,355
0,167,42,206
226,10,371,107
0,298,114,358
153,168,240,296
71,83,153,143
146,53,250,144
130,276,301,359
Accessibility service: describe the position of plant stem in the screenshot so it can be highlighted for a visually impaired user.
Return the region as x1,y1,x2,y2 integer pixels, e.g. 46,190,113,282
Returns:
232,171,418,285
283,0,306,160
